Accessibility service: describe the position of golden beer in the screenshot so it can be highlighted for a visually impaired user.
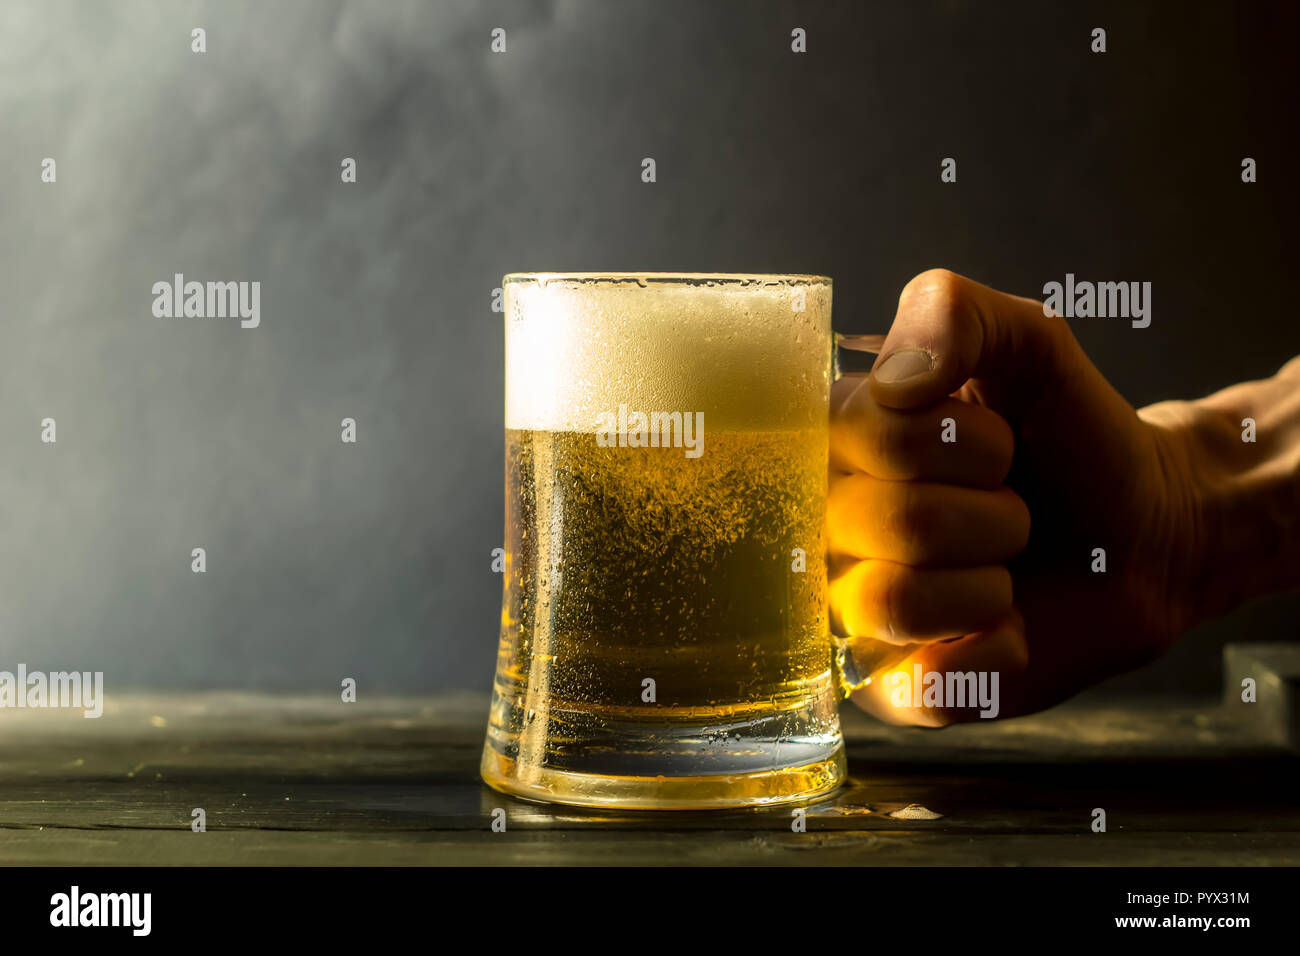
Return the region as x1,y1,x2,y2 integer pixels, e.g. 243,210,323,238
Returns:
481,274,844,808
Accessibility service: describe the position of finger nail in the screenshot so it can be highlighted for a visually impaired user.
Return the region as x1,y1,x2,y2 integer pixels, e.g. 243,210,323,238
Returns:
872,348,934,384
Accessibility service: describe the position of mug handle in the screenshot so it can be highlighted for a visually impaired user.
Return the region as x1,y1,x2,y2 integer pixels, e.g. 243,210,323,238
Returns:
828,332,926,698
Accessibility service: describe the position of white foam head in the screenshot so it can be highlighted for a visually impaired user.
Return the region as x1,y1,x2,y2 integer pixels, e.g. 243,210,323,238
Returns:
504,274,832,433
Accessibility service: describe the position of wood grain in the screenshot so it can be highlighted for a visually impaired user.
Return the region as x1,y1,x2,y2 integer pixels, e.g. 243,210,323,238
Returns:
0,687,1294,865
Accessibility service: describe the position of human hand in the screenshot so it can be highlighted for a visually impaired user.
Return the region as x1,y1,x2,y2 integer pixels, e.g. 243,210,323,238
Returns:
829,269,1222,725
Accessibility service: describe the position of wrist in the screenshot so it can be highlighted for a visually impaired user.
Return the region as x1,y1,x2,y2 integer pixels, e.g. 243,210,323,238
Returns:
1152,379,1300,627
1137,400,1219,635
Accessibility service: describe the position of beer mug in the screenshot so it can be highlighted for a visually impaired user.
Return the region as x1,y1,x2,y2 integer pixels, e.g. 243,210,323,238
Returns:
480,273,909,810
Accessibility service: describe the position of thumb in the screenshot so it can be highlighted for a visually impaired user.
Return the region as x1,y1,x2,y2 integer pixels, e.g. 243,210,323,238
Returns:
869,269,1069,412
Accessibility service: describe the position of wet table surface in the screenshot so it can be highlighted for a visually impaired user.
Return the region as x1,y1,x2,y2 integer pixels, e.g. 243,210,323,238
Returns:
0,689,1296,866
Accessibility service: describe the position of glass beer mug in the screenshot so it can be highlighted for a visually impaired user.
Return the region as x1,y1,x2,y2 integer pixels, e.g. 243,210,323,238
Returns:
480,273,908,810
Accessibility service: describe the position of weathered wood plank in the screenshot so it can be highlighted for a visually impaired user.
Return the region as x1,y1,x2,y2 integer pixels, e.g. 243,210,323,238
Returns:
2,829,1296,867
0,689,1295,865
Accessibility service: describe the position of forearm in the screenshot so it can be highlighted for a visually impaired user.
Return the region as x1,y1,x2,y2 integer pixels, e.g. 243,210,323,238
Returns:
1146,357,1300,624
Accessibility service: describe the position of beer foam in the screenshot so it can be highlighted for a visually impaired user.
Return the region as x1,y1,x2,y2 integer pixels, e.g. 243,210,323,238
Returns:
504,275,832,433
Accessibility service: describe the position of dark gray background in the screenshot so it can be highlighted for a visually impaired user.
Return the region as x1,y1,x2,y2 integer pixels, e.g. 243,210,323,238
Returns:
2,0,1296,695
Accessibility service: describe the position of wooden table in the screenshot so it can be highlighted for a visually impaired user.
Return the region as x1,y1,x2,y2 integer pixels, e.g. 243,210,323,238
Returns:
1,675,1296,866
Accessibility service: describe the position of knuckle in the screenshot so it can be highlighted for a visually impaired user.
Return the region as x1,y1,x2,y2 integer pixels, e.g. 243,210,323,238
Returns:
872,415,915,478
878,412,933,478
890,484,937,558
902,268,969,313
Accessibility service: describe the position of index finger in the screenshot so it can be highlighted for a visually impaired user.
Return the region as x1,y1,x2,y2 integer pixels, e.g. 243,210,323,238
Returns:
831,373,1014,487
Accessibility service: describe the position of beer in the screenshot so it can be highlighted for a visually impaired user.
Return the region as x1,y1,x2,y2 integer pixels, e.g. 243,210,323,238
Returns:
481,274,844,808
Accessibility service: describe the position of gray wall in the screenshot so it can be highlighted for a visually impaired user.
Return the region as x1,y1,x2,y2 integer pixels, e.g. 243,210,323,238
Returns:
1,0,1296,694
